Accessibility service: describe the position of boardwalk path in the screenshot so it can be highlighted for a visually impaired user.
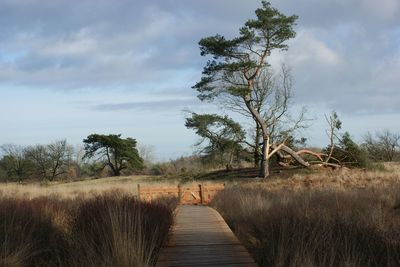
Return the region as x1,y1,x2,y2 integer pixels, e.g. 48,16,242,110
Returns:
156,205,257,267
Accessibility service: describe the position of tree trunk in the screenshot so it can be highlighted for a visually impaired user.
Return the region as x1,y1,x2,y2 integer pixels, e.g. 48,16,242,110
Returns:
113,168,120,176
259,139,269,178
274,144,310,167
244,95,270,178
254,124,262,168
260,159,269,178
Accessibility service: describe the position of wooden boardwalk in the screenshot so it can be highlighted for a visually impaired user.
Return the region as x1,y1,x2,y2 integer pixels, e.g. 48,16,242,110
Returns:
156,205,257,267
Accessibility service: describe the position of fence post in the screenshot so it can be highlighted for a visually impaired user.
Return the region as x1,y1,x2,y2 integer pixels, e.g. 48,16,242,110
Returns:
137,184,141,201
178,184,182,204
199,184,206,205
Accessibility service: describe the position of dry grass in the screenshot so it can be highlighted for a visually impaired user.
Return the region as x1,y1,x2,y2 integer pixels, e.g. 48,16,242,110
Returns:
213,186,400,266
0,163,399,199
1,163,400,266
242,164,400,192
0,175,182,199
0,191,177,267
212,164,400,267
0,174,233,199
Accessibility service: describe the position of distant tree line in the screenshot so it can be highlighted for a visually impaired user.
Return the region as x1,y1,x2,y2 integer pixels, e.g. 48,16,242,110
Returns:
0,127,399,182
0,134,144,182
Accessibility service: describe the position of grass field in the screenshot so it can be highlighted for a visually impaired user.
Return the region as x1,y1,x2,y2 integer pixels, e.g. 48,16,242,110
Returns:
0,175,179,199
0,162,399,199
1,163,400,266
213,185,400,266
211,163,400,267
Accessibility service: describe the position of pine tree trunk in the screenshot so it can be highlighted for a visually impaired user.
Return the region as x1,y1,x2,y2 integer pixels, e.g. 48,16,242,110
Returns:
254,124,262,168
259,140,269,178
243,95,270,178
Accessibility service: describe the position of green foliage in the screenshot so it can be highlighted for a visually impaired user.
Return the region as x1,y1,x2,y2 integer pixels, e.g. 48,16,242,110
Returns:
83,134,143,176
192,1,299,177
329,111,342,131
185,113,245,170
193,1,298,101
149,163,170,176
79,162,107,178
0,137,144,180
325,132,369,168
185,113,245,143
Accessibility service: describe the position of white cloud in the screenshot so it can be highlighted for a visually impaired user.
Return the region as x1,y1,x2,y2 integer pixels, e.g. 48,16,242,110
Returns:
362,0,399,19
41,31,97,56
288,30,342,67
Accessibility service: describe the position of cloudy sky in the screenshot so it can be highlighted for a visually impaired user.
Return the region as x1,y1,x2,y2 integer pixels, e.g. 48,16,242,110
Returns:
0,0,399,160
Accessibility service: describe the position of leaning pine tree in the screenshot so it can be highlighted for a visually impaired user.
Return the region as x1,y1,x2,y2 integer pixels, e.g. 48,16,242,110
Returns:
193,1,309,178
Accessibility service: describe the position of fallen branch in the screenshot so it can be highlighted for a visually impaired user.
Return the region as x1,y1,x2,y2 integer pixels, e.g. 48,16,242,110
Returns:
271,144,310,167
296,149,324,162
309,161,342,169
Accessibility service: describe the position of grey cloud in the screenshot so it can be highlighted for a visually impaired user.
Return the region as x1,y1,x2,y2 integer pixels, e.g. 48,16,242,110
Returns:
0,0,229,89
0,0,399,115
273,0,400,29
93,99,199,112
279,24,400,114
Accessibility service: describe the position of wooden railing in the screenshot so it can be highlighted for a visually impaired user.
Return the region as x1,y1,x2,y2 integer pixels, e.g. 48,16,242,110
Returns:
137,183,225,205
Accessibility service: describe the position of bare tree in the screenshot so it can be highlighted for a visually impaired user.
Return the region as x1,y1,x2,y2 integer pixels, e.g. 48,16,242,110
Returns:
47,140,72,180
363,130,400,161
26,140,72,181
324,111,342,163
0,144,28,182
137,143,156,166
377,130,400,161
26,144,50,180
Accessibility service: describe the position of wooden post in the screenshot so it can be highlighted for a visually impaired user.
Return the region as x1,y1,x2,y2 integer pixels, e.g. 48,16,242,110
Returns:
178,184,182,204
137,184,141,201
199,184,204,205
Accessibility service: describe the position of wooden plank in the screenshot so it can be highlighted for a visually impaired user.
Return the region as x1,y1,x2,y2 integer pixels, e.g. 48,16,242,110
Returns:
156,205,257,267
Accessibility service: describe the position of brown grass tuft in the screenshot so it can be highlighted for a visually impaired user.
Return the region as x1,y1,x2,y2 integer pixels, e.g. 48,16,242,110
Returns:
0,191,177,267
213,184,400,266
